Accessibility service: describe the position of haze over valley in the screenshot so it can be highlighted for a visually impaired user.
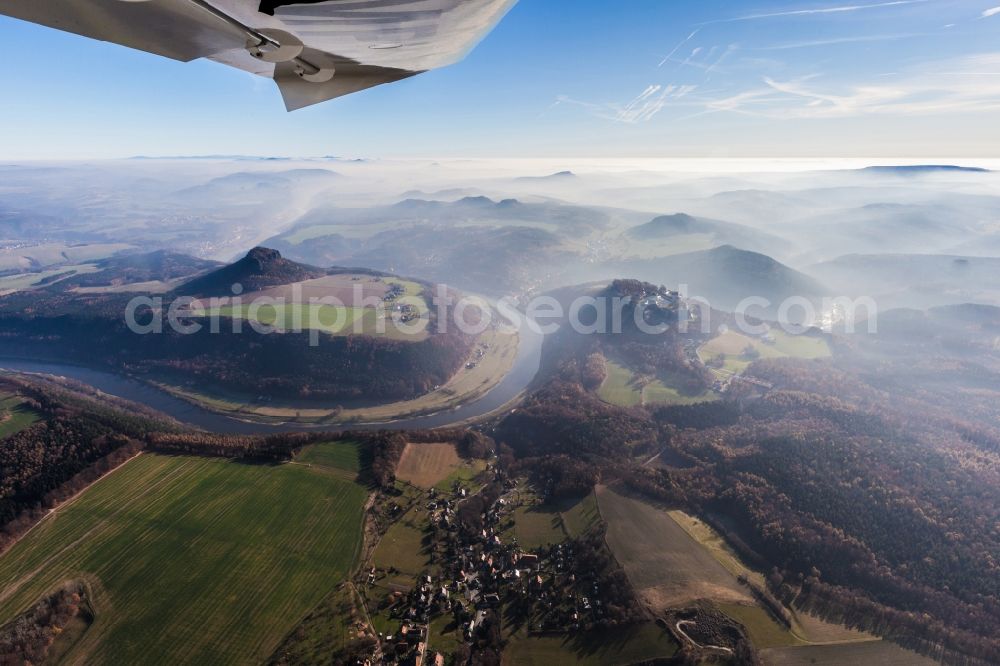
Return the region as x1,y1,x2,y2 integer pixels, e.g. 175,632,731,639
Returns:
6,158,1000,315
3,0,1000,663
1,157,999,664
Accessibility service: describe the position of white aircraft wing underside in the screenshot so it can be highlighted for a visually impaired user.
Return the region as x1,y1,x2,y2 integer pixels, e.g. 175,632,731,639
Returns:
1,0,516,110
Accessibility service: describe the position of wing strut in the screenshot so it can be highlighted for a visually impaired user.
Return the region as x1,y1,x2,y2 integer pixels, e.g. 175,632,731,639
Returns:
185,0,328,79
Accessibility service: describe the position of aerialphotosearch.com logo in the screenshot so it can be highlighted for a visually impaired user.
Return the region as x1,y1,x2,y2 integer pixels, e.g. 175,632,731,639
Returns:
123,282,879,346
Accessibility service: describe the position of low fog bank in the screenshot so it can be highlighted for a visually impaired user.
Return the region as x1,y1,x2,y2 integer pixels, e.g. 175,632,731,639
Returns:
2,157,999,318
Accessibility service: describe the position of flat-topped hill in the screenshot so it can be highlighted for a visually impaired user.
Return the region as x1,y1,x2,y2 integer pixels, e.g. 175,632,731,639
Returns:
177,247,326,296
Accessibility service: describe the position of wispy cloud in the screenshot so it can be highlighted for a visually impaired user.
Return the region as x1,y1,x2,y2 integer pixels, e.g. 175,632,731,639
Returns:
657,56,715,72
658,43,738,79
706,44,739,76
579,0,985,129
758,33,923,50
705,0,933,24
700,53,1000,119
554,84,698,124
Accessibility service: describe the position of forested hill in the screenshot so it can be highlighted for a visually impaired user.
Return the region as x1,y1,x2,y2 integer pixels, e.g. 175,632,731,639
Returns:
492,290,1000,665
606,245,826,312
177,247,325,296
0,253,476,403
61,250,221,290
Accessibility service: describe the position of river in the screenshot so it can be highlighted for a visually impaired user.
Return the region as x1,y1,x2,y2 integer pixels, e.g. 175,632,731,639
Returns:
0,320,544,434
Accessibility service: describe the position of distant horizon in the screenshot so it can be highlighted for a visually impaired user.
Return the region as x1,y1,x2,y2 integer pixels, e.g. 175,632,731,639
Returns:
4,155,998,173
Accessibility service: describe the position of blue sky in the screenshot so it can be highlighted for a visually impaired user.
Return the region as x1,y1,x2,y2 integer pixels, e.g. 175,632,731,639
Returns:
1,0,999,159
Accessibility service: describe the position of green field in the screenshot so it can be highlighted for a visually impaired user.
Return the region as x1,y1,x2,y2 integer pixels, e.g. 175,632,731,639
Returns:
503,623,678,665
700,329,831,375
367,501,434,638
296,439,362,475
267,584,365,666
642,378,718,406
760,640,940,666
385,278,428,305
501,491,599,550
208,303,366,334
597,359,717,407
0,453,368,665
0,394,41,438
510,505,566,549
596,360,644,406
0,264,100,294
434,459,488,494
557,492,600,538
716,602,802,648
788,605,875,644
192,284,429,341
0,243,133,272
769,329,832,358
371,508,430,585
506,491,602,548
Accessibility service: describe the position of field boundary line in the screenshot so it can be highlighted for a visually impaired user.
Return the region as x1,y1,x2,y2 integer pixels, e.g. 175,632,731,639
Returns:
0,454,199,607
0,451,145,557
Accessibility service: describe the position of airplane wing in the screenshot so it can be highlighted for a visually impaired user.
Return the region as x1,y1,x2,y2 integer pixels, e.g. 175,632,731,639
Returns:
1,0,516,110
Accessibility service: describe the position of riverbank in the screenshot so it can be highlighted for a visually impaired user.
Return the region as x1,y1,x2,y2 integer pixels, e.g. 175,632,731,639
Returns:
151,326,519,426
0,317,543,434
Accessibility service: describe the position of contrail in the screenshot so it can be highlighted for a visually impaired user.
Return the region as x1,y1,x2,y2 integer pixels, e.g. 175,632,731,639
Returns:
702,0,933,24
659,28,700,68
